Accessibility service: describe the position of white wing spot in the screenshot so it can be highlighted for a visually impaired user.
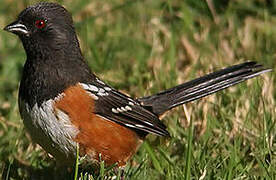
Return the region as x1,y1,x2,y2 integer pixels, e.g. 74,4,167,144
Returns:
80,83,89,90
125,106,132,111
97,88,109,96
144,121,153,126
128,102,134,106
86,92,99,100
125,124,135,128
80,83,98,92
128,98,134,102
96,78,105,85
98,88,105,93
97,92,109,96
112,108,119,113
117,107,123,113
88,85,99,92
112,106,133,114
97,92,105,96
135,124,144,128
104,87,112,91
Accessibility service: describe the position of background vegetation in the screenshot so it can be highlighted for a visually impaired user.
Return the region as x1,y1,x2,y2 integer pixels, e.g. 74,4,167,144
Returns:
0,0,275,179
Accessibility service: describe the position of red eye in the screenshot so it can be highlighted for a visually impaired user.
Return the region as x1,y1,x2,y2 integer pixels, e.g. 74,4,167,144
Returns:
35,19,46,29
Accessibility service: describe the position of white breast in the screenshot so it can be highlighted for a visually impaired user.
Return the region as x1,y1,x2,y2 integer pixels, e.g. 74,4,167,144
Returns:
19,97,79,164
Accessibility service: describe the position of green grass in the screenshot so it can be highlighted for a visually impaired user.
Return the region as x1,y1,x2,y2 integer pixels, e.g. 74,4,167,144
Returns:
0,0,275,179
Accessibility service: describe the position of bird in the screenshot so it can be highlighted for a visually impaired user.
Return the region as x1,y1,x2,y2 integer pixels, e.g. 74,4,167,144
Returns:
3,2,271,167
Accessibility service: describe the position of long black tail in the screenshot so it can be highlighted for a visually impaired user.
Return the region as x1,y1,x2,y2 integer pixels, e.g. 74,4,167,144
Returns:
138,61,271,116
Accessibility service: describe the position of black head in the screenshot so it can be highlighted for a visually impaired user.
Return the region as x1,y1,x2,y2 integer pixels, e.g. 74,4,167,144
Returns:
4,2,95,107
4,2,81,58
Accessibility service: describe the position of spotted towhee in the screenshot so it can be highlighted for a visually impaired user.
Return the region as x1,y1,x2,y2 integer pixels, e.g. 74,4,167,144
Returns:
3,2,271,167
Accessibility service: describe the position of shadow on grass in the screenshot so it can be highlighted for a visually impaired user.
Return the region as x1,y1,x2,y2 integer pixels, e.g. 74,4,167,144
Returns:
2,158,75,180
2,158,116,180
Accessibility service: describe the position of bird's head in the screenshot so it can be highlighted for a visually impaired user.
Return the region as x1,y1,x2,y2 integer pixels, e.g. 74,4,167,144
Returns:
4,2,80,57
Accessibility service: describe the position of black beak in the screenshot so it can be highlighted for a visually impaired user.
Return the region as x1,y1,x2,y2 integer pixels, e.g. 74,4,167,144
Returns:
4,21,29,36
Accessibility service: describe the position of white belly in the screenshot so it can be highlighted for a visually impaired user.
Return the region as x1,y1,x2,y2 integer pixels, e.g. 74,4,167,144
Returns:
19,97,79,164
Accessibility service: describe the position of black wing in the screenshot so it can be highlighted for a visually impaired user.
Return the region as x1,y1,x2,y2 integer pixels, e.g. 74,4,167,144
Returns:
80,79,169,137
